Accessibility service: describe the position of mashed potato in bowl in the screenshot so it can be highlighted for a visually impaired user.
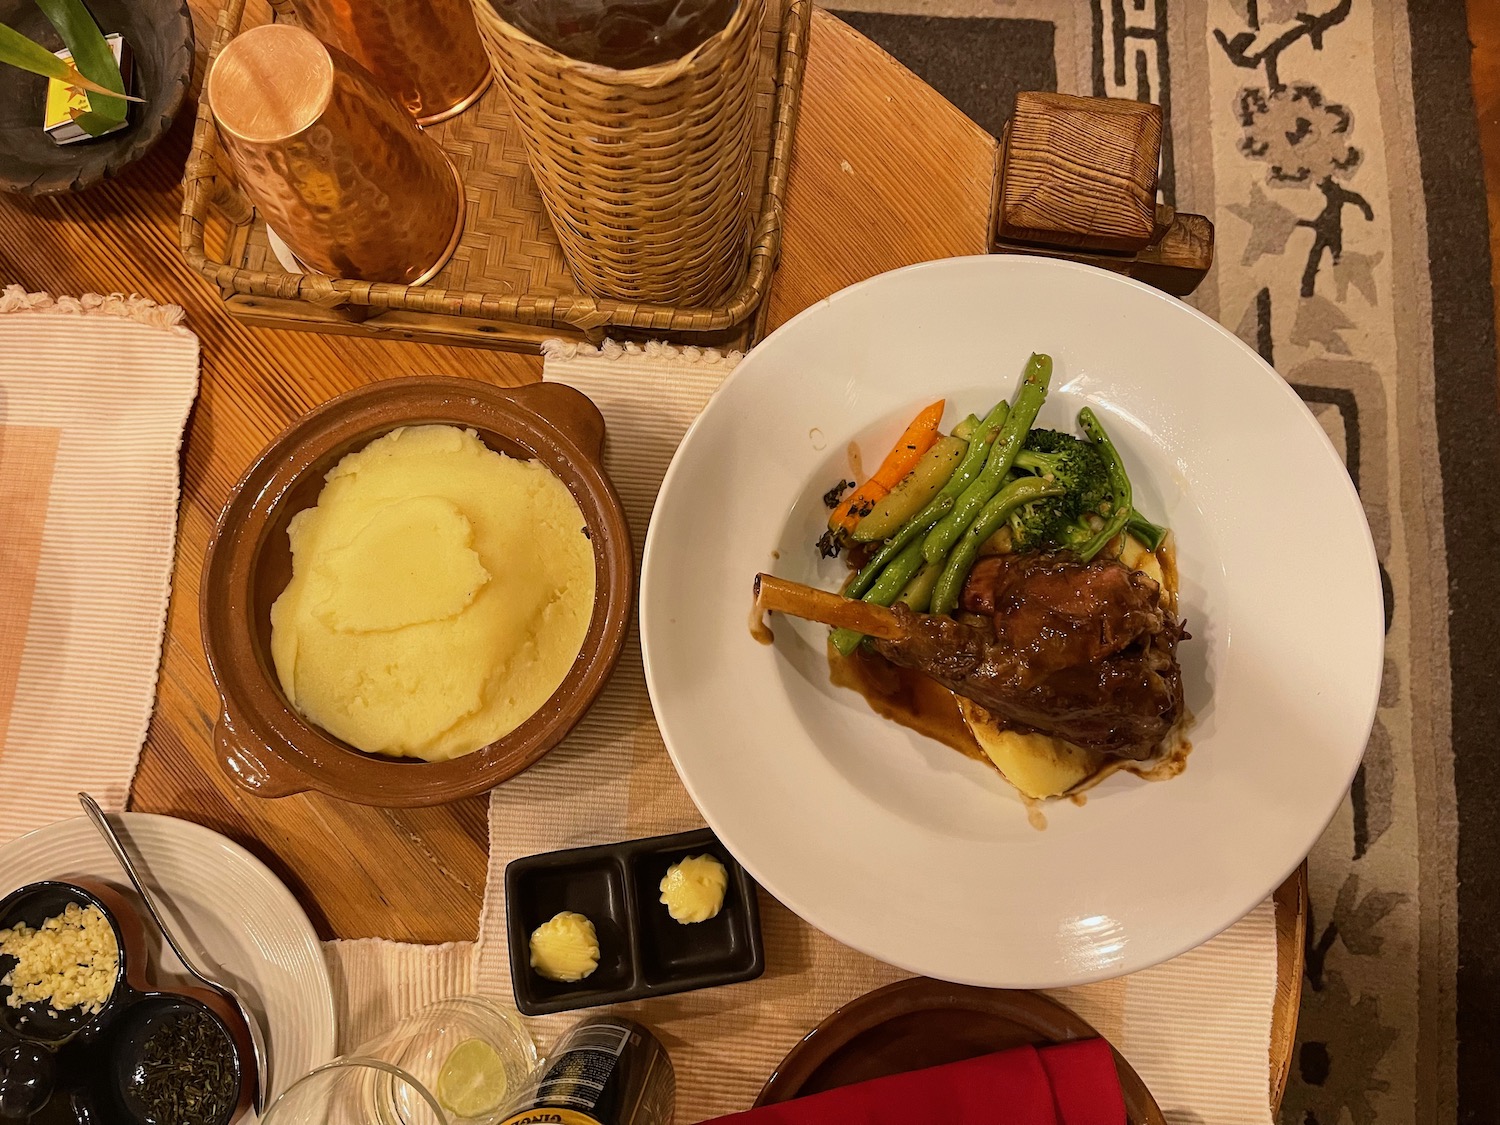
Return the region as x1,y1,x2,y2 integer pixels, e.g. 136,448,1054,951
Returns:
270,424,595,762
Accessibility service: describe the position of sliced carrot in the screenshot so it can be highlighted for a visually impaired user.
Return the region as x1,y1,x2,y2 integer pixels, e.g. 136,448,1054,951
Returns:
830,399,945,533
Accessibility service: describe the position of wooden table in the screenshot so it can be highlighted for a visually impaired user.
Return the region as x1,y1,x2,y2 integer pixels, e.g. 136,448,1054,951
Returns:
0,2,1304,1104
1469,0,1500,374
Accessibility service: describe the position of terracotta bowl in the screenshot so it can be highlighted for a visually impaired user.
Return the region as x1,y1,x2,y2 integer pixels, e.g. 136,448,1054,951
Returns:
200,377,633,807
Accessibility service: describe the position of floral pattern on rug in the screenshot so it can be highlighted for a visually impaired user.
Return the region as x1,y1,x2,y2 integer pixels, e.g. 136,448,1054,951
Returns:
1207,4,1429,1123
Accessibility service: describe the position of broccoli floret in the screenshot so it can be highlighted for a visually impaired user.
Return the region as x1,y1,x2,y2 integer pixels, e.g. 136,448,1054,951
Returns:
1007,430,1112,552
1008,495,1091,552
1013,430,1110,509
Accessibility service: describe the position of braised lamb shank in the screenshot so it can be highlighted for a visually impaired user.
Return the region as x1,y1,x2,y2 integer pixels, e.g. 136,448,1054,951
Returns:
754,552,1187,760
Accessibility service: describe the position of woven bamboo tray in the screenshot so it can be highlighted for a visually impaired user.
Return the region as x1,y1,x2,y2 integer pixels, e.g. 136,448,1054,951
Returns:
180,0,808,351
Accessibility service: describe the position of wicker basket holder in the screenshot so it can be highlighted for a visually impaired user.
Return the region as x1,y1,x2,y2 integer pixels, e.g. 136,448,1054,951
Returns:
473,0,763,305
180,0,807,351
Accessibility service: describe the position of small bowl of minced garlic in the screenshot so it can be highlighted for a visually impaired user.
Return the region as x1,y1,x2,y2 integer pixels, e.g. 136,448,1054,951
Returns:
0,881,125,1040
0,879,255,1125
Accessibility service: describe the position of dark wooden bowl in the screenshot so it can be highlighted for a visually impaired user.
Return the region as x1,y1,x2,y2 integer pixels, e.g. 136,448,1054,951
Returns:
200,376,634,807
757,978,1166,1124
0,0,193,194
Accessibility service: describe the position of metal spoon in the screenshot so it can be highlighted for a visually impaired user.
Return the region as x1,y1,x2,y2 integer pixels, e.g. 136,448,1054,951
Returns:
78,793,269,1112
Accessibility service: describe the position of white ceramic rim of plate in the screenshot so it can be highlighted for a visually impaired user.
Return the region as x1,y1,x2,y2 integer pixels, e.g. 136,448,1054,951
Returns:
639,254,1384,987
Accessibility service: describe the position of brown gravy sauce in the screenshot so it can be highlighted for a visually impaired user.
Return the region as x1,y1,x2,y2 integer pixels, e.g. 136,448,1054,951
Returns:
1125,727,1193,781
828,644,987,764
749,600,774,645
1158,535,1180,614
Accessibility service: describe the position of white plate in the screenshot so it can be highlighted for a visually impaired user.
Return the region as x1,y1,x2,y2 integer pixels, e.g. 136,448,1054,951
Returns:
640,256,1383,988
0,813,337,1106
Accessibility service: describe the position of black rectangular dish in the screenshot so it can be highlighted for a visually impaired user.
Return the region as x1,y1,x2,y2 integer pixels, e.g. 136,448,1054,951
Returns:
505,828,765,1016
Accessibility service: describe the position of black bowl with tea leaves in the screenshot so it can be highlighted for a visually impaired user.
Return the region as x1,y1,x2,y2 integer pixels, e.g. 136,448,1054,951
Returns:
0,880,252,1125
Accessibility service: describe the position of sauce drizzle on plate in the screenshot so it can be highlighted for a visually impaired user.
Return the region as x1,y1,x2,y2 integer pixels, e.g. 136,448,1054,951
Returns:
828,644,983,762
749,601,775,646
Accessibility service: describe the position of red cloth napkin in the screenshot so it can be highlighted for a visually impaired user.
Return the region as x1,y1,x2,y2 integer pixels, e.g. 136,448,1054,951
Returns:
702,1038,1126,1125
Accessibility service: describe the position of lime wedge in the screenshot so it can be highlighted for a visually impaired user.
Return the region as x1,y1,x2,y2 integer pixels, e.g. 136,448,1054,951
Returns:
437,1038,509,1120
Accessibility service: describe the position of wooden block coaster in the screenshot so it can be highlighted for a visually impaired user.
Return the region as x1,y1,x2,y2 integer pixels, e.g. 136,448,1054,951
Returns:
991,91,1212,296
999,91,1162,253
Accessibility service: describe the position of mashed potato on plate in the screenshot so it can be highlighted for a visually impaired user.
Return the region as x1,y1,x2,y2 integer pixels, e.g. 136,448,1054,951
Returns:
270,424,595,761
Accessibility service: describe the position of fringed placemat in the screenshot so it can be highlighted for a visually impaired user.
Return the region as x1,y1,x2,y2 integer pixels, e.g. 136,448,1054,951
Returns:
0,286,198,831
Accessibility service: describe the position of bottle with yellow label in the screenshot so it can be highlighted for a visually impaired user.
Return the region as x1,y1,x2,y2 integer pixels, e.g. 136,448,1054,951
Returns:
501,1017,674,1125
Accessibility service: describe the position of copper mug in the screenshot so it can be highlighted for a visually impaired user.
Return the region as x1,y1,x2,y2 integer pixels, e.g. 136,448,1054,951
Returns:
208,23,464,285
290,0,491,124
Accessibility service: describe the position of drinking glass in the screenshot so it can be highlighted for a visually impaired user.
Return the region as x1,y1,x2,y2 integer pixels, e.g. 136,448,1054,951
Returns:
290,0,491,123
261,1058,447,1125
207,23,464,285
262,997,539,1125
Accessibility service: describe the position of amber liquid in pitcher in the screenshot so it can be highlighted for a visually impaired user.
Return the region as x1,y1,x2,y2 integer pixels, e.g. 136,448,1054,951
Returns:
491,0,739,68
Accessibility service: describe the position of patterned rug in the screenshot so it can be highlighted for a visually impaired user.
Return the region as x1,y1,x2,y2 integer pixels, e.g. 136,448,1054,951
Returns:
823,2,1500,1123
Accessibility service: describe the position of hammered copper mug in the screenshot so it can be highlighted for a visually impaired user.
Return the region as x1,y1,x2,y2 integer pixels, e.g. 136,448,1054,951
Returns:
290,0,491,124
208,23,464,285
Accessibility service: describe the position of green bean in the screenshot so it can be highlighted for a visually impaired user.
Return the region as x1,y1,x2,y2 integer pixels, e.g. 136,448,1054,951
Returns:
1076,407,1132,561
931,400,1008,504
896,561,941,613
865,536,928,603
828,630,864,657
950,413,982,441
843,400,1007,600
829,627,865,657
930,477,1065,616
843,496,954,601
1125,511,1168,552
830,538,927,654
922,354,1052,564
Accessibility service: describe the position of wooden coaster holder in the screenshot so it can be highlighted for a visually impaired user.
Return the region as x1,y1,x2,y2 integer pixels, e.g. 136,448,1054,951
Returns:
991,92,1214,297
